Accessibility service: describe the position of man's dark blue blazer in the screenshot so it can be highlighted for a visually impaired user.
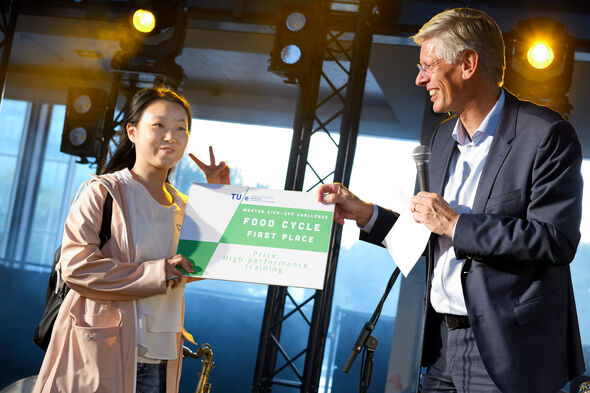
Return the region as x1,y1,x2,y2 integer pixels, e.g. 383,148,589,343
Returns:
361,90,586,392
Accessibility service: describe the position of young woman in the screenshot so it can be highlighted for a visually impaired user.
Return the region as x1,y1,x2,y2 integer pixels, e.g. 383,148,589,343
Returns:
33,87,229,393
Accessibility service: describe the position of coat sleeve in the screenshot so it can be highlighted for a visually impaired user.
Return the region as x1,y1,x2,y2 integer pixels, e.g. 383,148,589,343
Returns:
453,119,583,266
60,180,168,300
359,205,400,246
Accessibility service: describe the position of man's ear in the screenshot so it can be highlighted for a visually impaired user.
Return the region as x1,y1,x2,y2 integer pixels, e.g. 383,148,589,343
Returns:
461,49,479,80
126,122,136,143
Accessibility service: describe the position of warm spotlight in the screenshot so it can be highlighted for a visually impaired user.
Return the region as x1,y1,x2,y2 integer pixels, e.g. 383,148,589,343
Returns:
132,9,156,33
504,18,574,117
113,1,187,87
527,41,554,69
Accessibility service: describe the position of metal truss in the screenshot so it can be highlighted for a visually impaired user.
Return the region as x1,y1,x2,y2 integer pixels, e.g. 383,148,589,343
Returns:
0,0,18,101
253,1,376,391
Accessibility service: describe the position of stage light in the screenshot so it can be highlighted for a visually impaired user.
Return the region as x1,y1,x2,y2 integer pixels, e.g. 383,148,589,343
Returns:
132,9,156,33
504,18,574,116
527,41,554,69
286,12,306,32
73,94,92,114
119,2,186,58
112,0,187,87
61,87,107,159
268,6,318,82
281,45,302,65
69,127,87,146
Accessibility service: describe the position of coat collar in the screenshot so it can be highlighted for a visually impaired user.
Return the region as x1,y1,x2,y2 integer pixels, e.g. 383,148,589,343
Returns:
471,89,519,213
430,119,456,195
429,89,520,213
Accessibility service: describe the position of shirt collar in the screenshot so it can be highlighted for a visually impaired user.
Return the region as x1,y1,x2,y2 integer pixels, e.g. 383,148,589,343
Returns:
452,89,505,146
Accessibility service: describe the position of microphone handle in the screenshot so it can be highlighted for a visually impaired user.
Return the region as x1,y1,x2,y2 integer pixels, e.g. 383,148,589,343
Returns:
416,162,429,192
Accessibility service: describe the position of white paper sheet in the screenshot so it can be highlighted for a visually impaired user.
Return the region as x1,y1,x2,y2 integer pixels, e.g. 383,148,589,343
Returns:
383,207,431,277
177,184,335,289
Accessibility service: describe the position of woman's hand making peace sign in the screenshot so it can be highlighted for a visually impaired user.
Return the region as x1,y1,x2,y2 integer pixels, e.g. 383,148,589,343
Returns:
189,146,230,185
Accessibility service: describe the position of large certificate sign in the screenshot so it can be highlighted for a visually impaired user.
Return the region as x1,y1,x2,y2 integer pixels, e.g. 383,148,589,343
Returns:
177,184,335,289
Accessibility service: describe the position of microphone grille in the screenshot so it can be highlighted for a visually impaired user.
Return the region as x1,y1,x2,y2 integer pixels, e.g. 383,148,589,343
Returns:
412,145,431,164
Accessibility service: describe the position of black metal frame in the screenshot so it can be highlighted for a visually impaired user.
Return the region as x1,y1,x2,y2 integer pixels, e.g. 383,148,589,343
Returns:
253,1,375,391
0,0,18,102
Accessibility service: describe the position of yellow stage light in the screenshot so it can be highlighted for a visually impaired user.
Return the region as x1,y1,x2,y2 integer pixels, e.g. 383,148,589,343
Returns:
132,9,156,33
527,41,554,69
504,18,575,117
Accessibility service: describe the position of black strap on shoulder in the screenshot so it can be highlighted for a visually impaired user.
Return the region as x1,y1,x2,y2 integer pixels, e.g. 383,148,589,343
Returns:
98,193,113,248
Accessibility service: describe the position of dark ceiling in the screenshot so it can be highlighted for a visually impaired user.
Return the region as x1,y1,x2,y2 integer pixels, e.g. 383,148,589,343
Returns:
6,0,590,146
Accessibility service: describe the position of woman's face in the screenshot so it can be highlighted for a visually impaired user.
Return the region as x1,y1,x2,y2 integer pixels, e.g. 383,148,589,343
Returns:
126,99,190,173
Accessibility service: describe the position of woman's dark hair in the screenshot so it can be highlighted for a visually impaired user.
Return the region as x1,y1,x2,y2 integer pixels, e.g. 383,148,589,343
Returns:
101,87,191,179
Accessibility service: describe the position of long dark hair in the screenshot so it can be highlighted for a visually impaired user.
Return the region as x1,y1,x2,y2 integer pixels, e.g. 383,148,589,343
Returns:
101,87,192,180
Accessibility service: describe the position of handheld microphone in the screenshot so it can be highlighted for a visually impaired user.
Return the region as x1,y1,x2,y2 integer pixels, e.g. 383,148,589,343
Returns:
412,145,431,192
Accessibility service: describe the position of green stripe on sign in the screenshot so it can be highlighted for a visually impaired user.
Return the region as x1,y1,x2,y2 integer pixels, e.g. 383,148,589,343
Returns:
177,239,218,276
220,204,333,252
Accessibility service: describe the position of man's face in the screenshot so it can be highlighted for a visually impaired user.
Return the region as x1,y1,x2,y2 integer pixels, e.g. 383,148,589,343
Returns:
415,39,465,114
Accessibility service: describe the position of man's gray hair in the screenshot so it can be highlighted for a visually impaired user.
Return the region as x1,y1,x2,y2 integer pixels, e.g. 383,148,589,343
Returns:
412,8,505,86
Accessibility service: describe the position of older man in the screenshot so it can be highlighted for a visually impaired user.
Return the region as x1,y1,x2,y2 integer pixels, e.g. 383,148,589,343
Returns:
319,8,585,393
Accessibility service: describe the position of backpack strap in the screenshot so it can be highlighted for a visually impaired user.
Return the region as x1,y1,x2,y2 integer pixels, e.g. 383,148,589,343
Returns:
55,187,114,293
99,193,113,248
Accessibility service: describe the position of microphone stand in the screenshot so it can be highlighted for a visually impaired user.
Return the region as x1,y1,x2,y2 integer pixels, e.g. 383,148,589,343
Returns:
343,267,401,393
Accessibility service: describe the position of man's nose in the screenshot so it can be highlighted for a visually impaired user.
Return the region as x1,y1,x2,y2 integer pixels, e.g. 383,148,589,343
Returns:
415,70,428,86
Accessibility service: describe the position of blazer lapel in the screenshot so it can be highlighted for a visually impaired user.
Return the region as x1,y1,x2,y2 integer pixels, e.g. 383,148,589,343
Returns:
471,90,518,213
430,119,457,194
